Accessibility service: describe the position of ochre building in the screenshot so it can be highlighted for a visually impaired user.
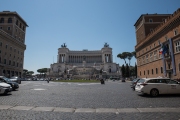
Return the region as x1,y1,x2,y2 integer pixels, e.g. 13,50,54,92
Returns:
134,8,180,79
0,11,28,77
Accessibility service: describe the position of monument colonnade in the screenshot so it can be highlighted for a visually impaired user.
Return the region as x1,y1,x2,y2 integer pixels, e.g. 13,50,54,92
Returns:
58,54,112,63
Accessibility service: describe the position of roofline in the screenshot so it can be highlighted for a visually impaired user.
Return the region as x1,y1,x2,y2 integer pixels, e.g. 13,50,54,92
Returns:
134,14,171,26
0,11,28,27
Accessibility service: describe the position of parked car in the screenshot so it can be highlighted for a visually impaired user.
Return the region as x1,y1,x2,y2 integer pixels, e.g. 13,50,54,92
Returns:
131,78,140,90
0,76,19,91
9,76,21,84
0,81,12,95
135,78,180,97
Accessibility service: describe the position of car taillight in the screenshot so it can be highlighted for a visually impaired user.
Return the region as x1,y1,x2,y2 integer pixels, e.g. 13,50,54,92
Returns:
140,83,148,86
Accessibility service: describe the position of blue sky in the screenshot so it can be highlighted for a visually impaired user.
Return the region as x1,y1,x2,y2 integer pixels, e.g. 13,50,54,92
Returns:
1,0,180,74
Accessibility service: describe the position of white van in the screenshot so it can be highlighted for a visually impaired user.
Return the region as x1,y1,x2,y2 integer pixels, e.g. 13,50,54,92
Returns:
0,81,12,95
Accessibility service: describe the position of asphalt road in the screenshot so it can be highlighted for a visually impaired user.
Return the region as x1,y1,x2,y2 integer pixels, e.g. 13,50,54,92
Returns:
0,80,180,120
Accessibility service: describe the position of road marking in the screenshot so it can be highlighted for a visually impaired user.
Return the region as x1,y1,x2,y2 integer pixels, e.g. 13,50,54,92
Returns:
31,88,46,90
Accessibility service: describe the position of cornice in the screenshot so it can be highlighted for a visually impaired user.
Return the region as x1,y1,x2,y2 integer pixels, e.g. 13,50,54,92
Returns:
0,30,26,50
135,8,180,51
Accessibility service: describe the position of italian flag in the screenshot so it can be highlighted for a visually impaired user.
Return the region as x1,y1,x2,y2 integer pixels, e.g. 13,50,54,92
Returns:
159,48,163,54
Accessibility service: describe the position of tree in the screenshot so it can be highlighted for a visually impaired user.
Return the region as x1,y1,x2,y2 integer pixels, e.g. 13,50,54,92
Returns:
27,71,34,75
23,69,28,77
121,64,125,78
125,64,129,77
126,52,133,66
117,52,127,64
132,51,136,58
135,62,137,78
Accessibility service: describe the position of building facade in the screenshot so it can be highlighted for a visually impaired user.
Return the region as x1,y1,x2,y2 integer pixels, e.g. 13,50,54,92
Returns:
0,11,28,77
135,8,180,79
49,43,121,79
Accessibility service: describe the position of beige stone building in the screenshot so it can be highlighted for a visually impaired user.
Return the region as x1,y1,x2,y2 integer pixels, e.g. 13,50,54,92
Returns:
0,11,28,77
135,8,180,79
49,43,121,79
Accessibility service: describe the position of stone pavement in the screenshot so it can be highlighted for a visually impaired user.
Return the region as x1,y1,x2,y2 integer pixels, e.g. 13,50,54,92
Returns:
0,81,180,120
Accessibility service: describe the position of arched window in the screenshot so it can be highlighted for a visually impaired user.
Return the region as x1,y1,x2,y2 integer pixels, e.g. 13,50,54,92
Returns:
16,20,18,25
8,18,12,23
0,18,4,23
20,23,21,28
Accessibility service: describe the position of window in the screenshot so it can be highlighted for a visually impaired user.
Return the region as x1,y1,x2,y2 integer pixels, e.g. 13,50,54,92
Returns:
17,63,18,67
144,71,145,75
148,70,149,75
149,19,153,22
154,50,157,60
142,56,145,64
4,59,6,64
140,71,141,76
0,26,2,29
165,36,168,41
0,18,4,23
152,69,154,74
13,61,15,66
179,63,180,72
150,45,151,49
0,57,1,63
16,20,18,25
5,45,7,49
20,23,21,28
154,43,156,47
8,27,10,30
23,26,25,31
175,41,180,52
139,58,141,65
161,67,163,73
146,54,149,63
0,42,2,46
162,18,166,22
8,18,12,23
10,47,12,50
156,68,158,74
9,60,11,65
174,29,178,36
14,48,16,52
150,52,153,62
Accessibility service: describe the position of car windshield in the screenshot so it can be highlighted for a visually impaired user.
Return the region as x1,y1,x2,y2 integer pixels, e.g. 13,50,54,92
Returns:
137,79,145,83
10,76,18,79
2,77,12,82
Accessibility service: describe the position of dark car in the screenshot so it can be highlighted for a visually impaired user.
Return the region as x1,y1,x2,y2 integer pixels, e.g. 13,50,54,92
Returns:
9,76,21,84
0,76,19,90
131,78,140,90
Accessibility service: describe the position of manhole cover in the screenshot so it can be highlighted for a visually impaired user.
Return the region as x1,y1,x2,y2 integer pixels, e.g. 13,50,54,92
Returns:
32,88,46,90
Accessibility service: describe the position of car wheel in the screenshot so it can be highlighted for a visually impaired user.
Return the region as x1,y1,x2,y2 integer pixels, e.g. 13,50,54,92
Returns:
150,89,159,97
